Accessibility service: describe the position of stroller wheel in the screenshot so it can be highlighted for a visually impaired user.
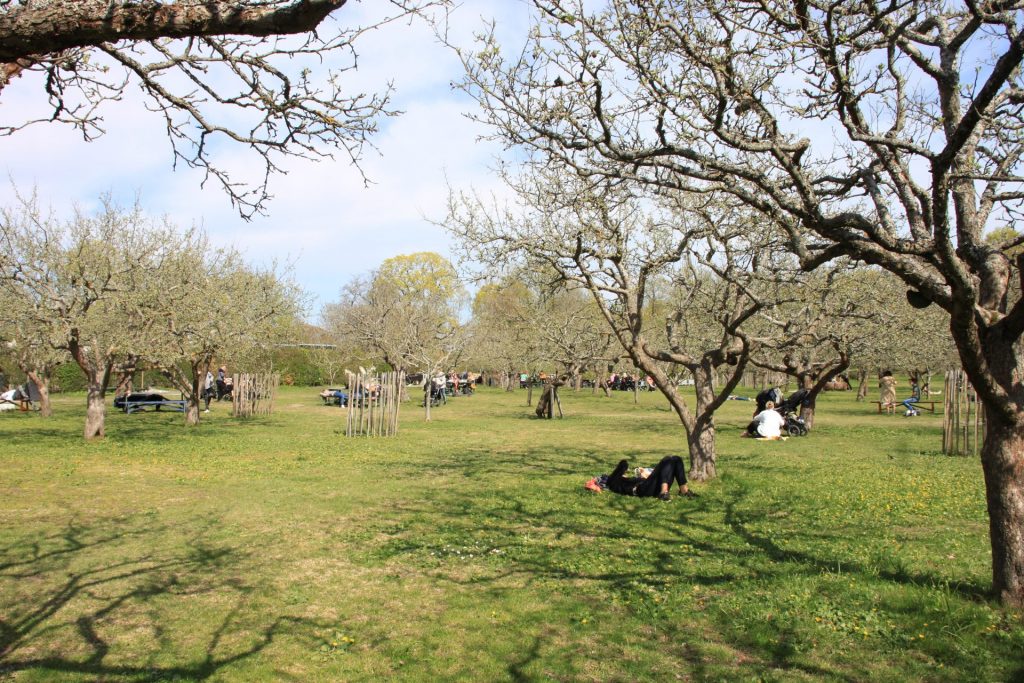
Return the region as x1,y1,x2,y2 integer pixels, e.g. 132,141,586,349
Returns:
786,424,801,437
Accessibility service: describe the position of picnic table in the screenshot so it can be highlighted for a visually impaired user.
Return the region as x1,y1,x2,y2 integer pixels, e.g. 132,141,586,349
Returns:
115,392,187,414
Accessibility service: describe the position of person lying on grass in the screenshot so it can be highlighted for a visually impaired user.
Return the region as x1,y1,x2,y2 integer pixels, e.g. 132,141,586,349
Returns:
606,456,697,502
742,400,786,439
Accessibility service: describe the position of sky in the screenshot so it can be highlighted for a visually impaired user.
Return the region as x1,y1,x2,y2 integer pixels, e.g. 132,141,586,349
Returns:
0,1,534,322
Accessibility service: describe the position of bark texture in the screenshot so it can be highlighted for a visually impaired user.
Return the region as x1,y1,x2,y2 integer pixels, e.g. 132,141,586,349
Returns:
25,369,50,417
688,365,719,481
980,416,1024,607
0,0,347,62
84,386,105,440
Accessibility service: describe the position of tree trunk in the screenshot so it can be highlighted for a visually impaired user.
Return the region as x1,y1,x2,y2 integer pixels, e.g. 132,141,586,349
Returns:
84,385,106,440
688,419,717,481
799,375,818,430
25,370,52,417
535,384,552,418
184,366,202,426
688,365,718,481
423,383,432,421
980,414,1024,606
855,368,868,401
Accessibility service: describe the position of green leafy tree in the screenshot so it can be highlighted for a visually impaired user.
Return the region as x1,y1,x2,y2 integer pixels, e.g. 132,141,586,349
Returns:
467,278,542,390
324,252,468,417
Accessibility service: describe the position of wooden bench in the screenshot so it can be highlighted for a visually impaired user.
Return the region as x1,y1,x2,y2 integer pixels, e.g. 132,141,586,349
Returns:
873,400,939,414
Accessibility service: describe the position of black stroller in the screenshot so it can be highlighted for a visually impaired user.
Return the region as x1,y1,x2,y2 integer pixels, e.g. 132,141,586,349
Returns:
776,389,810,436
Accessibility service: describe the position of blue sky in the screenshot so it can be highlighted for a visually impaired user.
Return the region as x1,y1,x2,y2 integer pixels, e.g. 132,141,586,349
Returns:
0,1,533,321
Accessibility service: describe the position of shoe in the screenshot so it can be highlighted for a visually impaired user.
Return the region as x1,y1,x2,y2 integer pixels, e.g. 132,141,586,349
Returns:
203,409,210,413
682,489,699,498
658,492,672,502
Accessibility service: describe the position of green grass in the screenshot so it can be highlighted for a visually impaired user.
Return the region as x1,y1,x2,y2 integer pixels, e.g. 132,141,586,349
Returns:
0,386,1021,681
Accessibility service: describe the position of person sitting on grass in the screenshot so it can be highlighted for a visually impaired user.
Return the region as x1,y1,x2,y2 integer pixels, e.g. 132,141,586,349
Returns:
606,455,696,502
743,400,786,439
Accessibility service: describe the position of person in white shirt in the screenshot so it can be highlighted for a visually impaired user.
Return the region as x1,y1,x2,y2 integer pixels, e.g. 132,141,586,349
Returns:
744,401,787,438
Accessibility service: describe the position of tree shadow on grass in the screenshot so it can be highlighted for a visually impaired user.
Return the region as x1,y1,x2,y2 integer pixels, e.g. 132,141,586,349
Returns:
360,442,1005,678
0,515,341,682
718,481,991,601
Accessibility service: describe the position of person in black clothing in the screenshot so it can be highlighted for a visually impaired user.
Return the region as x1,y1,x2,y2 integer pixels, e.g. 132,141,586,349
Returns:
606,456,696,501
754,387,783,417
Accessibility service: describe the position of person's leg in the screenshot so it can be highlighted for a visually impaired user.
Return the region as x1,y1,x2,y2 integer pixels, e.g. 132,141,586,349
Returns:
667,455,691,494
636,457,676,498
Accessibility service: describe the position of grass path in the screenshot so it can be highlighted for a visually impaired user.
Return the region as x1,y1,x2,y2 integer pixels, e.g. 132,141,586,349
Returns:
0,386,1020,681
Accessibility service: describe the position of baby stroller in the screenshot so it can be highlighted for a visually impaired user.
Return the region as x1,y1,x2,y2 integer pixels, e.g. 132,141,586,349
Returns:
776,389,810,436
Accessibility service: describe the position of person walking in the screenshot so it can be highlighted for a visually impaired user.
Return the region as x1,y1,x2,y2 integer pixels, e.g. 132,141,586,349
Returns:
203,370,215,412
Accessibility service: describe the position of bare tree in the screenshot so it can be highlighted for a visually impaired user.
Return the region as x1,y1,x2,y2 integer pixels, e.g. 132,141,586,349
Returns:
745,265,888,429
456,0,1024,605
448,174,789,480
1,0,442,217
532,285,617,391
0,193,173,439
140,230,305,426
0,285,66,416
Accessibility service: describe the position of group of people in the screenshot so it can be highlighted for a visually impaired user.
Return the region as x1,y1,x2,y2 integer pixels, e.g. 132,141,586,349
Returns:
605,373,655,391
202,366,233,411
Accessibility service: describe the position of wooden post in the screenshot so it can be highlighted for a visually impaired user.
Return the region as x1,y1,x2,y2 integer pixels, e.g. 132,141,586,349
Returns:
346,374,354,436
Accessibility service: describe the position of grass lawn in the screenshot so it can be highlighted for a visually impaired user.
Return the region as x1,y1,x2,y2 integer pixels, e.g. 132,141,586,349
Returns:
0,385,1021,682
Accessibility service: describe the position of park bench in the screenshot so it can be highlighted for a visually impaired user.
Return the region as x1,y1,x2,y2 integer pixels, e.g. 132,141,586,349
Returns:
874,400,939,414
